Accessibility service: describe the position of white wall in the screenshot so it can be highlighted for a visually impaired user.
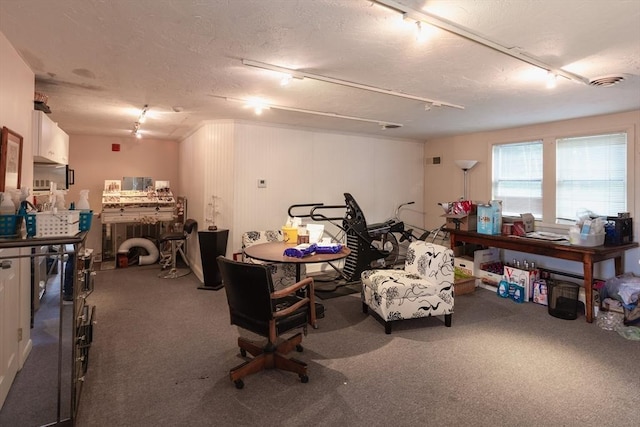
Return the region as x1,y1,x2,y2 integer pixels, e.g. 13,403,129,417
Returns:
179,120,425,280
0,30,35,381
67,134,180,257
425,110,640,278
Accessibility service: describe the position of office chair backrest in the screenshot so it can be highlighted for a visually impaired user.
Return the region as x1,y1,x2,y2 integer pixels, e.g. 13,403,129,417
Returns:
217,256,275,323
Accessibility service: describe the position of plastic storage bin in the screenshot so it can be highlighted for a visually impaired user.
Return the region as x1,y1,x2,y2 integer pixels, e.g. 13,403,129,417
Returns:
0,215,21,237
568,231,605,247
35,211,80,237
548,281,580,320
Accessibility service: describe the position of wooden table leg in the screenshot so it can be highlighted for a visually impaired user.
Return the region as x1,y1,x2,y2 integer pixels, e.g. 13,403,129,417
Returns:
583,256,594,323
614,256,623,276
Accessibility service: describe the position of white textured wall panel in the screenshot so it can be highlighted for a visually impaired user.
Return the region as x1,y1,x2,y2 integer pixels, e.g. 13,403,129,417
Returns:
179,120,235,281
232,122,424,254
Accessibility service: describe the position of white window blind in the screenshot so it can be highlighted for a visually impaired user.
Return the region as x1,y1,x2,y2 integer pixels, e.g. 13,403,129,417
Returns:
556,133,627,221
492,141,543,218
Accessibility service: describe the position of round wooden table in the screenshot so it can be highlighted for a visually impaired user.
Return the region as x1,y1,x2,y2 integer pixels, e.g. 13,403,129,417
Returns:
243,242,351,282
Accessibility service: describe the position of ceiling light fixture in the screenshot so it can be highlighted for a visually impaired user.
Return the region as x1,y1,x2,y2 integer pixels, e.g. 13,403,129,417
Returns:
546,72,558,89
138,105,148,123
131,122,142,139
414,21,426,43
219,96,403,129
131,104,148,138
373,0,591,86
242,59,464,110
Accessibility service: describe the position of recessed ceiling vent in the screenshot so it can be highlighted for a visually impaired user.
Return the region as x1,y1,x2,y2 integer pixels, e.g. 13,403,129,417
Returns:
589,75,626,87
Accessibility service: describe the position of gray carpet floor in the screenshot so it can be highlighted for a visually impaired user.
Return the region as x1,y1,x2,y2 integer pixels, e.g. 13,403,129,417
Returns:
3,265,639,426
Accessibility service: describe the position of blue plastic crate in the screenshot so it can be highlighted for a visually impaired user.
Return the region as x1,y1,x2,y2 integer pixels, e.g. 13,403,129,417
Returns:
79,211,93,231
24,214,36,237
0,215,20,237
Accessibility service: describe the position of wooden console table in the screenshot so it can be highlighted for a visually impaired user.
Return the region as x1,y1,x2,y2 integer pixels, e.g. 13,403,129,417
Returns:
448,229,638,323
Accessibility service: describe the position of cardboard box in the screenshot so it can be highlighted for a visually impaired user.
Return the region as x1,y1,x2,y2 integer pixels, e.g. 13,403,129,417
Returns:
453,244,481,257
443,213,477,231
521,213,535,232
532,279,549,305
454,256,474,277
503,266,540,302
477,204,501,235
473,248,503,286
454,276,476,296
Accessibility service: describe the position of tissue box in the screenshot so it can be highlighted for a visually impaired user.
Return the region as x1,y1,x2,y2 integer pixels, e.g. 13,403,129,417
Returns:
281,226,298,244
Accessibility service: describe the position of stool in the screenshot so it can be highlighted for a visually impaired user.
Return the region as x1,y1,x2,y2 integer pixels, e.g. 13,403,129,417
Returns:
159,219,197,279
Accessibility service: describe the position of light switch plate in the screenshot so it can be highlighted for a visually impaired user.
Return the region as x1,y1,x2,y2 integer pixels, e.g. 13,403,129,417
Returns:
258,179,267,188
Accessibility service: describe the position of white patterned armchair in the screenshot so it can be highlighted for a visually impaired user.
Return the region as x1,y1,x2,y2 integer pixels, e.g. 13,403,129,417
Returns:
361,241,454,334
241,230,304,290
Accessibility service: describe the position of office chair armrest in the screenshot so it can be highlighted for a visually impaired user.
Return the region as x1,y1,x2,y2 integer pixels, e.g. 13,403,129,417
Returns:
272,277,314,298
272,277,318,328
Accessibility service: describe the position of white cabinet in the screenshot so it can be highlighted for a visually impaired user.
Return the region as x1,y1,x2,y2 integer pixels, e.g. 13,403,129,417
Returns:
0,248,20,409
32,110,69,164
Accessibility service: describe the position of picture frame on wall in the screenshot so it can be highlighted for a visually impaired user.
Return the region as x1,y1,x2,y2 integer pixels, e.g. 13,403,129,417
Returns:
0,126,23,192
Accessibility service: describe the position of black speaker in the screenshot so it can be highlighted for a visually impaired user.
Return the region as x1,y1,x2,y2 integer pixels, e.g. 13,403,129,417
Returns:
198,229,229,290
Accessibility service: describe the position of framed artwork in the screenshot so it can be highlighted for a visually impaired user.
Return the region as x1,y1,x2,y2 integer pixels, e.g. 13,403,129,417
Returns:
0,126,23,192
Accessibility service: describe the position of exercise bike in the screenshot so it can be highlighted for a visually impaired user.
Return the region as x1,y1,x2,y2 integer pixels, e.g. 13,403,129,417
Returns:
288,193,413,282
375,201,450,266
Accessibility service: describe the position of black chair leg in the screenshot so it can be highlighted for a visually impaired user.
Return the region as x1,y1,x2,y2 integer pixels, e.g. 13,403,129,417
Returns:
445,313,452,327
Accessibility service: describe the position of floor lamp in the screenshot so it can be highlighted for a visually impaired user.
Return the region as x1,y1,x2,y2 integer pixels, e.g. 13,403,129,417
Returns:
454,160,478,200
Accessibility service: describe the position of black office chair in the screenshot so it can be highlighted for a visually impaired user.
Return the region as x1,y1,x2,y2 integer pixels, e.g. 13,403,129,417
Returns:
159,219,197,278
216,256,325,389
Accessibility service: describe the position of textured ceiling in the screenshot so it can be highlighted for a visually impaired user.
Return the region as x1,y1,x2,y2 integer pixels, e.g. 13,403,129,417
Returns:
1,0,639,141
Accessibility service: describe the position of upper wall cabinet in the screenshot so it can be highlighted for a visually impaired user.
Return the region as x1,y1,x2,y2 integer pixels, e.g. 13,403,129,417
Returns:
32,110,69,165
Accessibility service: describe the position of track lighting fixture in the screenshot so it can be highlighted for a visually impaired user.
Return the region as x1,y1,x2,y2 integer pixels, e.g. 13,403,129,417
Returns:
131,104,148,138
217,96,403,129
242,59,464,110
373,0,591,86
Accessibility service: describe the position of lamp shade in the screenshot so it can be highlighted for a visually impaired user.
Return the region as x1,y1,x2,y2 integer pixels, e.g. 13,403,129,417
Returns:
454,160,478,170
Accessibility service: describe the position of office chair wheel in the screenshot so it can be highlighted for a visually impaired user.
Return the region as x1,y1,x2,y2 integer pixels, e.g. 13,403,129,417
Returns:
240,348,247,357
295,344,303,352
300,374,309,383
234,380,244,389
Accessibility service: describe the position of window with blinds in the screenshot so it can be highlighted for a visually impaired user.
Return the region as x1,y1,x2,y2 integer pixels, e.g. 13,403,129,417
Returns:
491,132,628,225
492,141,543,218
556,133,627,221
